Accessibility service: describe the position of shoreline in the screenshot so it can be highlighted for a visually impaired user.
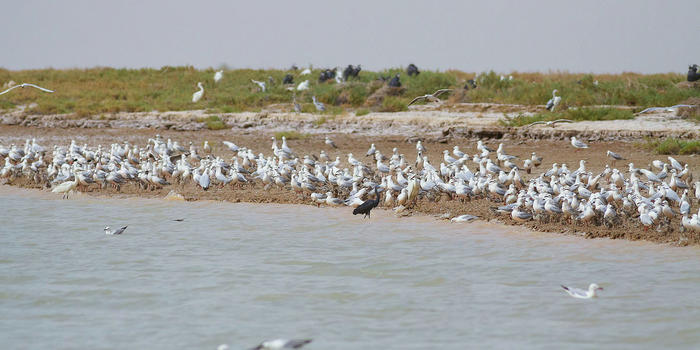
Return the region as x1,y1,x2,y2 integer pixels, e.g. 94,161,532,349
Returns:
1,111,698,247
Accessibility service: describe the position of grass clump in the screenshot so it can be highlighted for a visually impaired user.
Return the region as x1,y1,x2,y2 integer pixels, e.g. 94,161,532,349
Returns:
379,97,408,112
203,115,227,130
500,108,634,127
646,138,700,155
355,108,370,116
274,130,309,140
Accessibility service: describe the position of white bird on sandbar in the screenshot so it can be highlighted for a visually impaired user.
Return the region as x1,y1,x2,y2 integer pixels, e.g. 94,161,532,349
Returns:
570,136,588,149
0,83,55,96
192,82,204,102
545,89,561,111
561,283,603,299
214,70,223,83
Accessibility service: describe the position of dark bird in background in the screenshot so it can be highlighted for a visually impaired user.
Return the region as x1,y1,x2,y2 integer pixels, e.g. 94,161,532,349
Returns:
290,65,299,71
283,74,294,84
688,64,699,82
388,74,401,88
464,79,477,90
343,64,362,81
353,186,381,218
319,68,337,83
407,63,420,77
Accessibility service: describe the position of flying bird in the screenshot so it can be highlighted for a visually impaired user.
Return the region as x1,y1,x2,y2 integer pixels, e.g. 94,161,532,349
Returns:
104,226,128,235
525,119,573,128
545,89,561,111
407,89,452,106
0,83,55,96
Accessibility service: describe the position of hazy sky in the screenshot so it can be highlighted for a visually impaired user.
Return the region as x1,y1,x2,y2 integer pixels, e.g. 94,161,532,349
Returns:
3,0,699,73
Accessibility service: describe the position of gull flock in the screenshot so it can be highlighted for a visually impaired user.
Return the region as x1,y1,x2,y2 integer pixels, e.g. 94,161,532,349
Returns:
1,134,699,234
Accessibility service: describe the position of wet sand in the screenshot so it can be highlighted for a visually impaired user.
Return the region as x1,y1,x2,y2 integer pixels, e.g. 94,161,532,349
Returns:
1,113,699,246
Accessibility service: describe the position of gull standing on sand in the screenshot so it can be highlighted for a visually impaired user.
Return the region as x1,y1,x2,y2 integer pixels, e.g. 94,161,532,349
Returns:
104,226,128,235
192,82,204,102
570,136,588,149
407,89,452,106
0,83,55,96
251,79,267,92
325,136,337,148
606,150,625,165
545,89,561,111
561,283,603,299
214,70,223,83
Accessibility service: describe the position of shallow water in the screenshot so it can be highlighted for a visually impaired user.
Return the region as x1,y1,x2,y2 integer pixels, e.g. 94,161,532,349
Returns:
2,188,700,349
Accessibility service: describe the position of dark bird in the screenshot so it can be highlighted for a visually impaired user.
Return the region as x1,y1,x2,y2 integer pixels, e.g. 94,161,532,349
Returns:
406,63,420,77
343,64,362,81
318,68,337,83
283,74,294,84
249,339,312,350
688,64,699,82
353,186,381,218
388,74,401,88
464,79,477,90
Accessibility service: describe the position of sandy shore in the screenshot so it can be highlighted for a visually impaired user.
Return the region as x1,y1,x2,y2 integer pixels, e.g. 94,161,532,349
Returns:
1,108,698,246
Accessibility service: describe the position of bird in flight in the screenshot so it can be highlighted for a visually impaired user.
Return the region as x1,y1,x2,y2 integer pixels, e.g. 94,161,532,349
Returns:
525,119,573,128
0,83,55,96
408,89,452,106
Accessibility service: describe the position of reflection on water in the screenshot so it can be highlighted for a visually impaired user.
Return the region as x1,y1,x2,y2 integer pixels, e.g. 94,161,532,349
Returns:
1,187,700,349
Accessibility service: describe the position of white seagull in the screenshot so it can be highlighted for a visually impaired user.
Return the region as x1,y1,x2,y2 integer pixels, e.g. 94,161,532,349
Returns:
0,83,55,96
249,338,312,350
192,82,204,102
545,89,561,111
561,283,603,299
296,80,310,91
570,136,589,149
104,226,128,235
324,136,337,148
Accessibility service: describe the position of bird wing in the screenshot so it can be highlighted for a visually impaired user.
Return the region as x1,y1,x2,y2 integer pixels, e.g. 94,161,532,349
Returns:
526,121,547,127
20,83,54,93
545,98,554,110
113,226,128,235
432,89,453,97
552,119,573,124
0,85,22,95
408,96,425,106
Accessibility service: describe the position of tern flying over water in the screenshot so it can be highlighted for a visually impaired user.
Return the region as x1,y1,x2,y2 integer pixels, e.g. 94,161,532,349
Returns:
0,83,54,96
407,89,452,106
561,283,603,299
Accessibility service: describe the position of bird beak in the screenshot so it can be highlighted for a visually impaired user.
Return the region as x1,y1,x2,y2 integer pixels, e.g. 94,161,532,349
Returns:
597,287,604,290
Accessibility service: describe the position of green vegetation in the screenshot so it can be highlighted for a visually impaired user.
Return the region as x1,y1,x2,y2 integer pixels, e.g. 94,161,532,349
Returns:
0,66,697,117
274,131,309,140
355,108,370,116
202,115,227,130
500,108,635,127
645,138,700,155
